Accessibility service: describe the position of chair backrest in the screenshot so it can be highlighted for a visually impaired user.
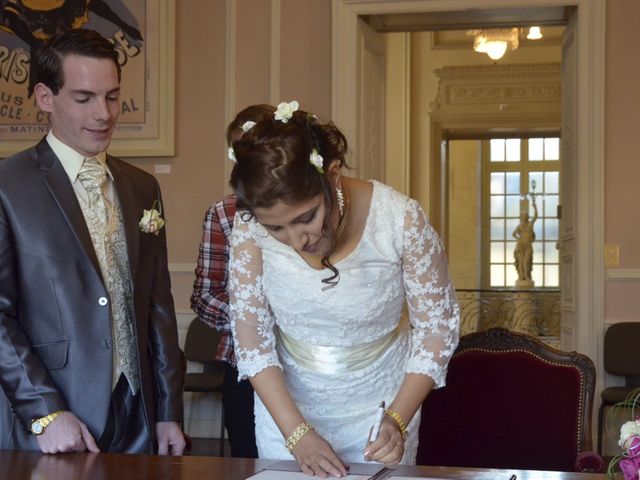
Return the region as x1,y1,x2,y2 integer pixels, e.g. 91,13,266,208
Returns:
184,318,222,365
417,327,595,472
604,322,640,381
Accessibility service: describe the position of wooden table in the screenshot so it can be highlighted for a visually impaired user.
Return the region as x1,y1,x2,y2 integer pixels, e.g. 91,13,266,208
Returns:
0,450,611,480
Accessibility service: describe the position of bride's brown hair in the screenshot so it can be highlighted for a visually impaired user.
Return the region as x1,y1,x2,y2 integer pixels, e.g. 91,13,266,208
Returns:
229,104,348,285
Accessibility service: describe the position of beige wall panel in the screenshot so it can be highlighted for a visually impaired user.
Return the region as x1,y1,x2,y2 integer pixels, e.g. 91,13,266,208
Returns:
409,33,431,214
236,0,272,107
605,0,640,267
280,0,332,120
448,140,479,290
604,0,640,320
151,0,228,311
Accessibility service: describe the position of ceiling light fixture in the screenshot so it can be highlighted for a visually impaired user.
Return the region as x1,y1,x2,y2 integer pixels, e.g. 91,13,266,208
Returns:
527,26,543,40
467,26,543,61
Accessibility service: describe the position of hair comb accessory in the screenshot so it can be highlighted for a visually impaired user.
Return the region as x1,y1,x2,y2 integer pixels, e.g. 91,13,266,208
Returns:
227,146,237,163
274,100,299,123
309,149,324,174
241,120,257,132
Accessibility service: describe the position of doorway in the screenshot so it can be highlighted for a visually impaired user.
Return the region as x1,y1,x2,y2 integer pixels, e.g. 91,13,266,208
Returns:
331,0,604,374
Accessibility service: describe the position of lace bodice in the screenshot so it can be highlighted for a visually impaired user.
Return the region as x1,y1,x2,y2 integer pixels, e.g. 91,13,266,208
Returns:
229,181,459,387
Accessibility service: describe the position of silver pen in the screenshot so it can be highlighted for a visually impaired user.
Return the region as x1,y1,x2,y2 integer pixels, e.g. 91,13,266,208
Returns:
367,401,386,444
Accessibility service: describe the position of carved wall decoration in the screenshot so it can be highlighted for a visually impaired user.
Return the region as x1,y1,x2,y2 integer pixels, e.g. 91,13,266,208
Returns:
430,63,561,128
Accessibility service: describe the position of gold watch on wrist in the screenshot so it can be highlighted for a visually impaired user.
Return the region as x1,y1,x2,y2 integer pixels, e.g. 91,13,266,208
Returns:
30,411,64,435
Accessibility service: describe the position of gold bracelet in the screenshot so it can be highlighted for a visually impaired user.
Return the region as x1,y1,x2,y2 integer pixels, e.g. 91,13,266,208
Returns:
385,409,408,440
285,422,314,453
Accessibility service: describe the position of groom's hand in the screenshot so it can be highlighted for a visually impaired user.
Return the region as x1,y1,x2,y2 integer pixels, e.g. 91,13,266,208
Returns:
36,411,100,454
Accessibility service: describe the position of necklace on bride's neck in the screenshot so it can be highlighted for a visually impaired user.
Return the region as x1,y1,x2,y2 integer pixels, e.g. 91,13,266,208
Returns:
318,186,349,258
335,187,349,243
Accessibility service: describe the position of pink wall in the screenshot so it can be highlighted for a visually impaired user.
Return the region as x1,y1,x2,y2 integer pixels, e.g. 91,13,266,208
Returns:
131,1,228,310
605,0,640,267
237,0,273,107
166,1,332,310
280,0,332,120
605,0,640,320
147,1,640,318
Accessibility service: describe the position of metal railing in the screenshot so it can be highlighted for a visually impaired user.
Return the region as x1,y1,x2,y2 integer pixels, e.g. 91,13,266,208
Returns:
456,289,561,338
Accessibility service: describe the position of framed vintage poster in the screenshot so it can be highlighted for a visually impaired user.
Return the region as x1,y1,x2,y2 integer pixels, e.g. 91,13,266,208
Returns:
0,0,175,157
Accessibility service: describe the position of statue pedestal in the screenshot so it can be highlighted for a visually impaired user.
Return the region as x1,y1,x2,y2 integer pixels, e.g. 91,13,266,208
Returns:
512,284,536,335
516,279,534,289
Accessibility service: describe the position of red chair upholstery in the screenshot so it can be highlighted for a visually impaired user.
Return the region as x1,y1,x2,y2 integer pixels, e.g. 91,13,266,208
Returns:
417,327,596,472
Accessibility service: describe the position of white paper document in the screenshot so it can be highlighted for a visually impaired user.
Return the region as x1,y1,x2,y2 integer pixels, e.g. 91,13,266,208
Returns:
388,477,450,480
247,472,372,480
247,471,450,480
246,461,451,480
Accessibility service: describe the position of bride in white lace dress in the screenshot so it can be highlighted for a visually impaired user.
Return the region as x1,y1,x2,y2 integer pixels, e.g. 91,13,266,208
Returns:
227,102,459,478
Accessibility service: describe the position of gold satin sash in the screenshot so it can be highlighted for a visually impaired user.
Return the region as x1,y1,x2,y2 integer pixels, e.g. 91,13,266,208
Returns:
276,326,400,374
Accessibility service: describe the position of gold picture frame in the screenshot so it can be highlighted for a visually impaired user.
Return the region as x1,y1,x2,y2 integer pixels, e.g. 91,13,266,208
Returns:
0,0,175,158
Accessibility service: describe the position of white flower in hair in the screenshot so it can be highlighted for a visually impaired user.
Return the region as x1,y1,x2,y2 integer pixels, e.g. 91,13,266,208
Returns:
274,100,299,123
227,146,237,163
242,120,256,132
309,149,324,174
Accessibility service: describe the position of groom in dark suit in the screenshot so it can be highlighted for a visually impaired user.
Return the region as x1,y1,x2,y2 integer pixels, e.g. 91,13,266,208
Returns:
0,29,185,455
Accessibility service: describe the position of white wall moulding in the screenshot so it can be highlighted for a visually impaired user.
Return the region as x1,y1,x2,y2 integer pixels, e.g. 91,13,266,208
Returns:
168,263,197,273
606,269,640,280
270,0,281,105
560,253,576,312
561,324,576,352
430,63,561,126
223,0,237,195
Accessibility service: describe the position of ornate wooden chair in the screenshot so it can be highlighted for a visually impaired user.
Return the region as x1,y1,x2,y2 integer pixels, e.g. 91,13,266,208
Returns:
417,327,596,472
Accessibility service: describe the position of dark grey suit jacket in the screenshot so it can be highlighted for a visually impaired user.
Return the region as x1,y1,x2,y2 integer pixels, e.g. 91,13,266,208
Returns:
0,138,183,451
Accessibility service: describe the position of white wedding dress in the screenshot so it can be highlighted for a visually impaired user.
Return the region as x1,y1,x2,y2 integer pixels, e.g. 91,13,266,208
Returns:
229,181,459,464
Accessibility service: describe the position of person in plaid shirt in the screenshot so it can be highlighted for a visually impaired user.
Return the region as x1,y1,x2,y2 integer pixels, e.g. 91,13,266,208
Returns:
191,193,257,458
191,105,275,458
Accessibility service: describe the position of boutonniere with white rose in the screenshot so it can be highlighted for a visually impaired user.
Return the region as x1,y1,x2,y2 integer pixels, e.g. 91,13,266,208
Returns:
138,200,165,235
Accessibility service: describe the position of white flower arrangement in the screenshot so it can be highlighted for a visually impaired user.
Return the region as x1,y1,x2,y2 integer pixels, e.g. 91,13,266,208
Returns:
242,120,257,132
309,149,324,174
607,389,640,479
138,202,165,235
227,146,237,163
620,419,640,450
274,100,299,123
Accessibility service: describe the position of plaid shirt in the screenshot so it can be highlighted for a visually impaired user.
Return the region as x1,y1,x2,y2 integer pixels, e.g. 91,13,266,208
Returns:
191,194,237,365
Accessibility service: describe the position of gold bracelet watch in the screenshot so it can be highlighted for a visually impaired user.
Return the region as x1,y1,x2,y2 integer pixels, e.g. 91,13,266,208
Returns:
30,411,64,435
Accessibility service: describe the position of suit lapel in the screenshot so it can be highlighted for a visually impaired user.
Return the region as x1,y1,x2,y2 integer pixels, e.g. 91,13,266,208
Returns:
108,157,140,281
37,140,104,282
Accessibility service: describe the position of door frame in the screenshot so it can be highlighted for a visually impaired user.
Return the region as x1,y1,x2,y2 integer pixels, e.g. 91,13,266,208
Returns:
332,0,604,370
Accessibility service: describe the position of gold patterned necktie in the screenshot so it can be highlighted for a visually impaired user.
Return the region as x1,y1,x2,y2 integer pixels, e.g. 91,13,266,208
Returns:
77,158,109,231
77,158,140,394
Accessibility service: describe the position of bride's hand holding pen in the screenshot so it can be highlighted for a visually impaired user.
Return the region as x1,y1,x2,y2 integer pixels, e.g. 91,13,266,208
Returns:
363,404,406,466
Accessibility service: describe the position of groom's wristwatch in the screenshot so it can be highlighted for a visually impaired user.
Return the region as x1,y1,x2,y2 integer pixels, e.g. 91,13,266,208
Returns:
30,411,64,435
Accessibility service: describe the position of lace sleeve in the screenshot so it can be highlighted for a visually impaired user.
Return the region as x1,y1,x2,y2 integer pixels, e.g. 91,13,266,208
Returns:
402,199,460,388
228,214,282,379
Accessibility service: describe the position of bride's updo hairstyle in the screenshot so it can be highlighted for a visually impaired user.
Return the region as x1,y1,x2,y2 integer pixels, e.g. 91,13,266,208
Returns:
226,104,276,145
228,103,348,285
